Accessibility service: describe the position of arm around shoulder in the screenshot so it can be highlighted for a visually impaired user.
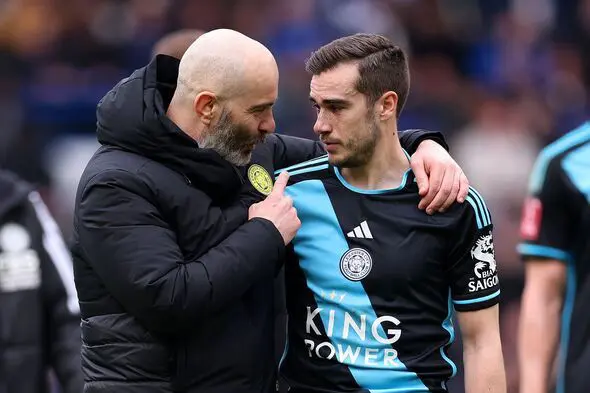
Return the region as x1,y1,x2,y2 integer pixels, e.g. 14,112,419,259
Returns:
398,129,449,154
270,134,326,169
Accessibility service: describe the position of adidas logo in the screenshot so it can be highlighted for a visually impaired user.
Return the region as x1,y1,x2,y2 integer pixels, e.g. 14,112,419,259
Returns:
346,221,373,239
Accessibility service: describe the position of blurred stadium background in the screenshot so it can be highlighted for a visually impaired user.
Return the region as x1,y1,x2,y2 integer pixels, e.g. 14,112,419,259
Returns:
1,0,588,391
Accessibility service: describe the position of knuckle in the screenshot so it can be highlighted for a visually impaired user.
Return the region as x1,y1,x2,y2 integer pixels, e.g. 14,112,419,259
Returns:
422,194,435,203
432,197,444,206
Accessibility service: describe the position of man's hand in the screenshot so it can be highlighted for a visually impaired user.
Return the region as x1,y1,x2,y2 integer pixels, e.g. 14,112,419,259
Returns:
411,140,469,214
248,172,301,245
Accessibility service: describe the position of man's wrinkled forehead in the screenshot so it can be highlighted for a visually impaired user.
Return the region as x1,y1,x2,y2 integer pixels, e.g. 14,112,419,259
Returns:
234,75,278,113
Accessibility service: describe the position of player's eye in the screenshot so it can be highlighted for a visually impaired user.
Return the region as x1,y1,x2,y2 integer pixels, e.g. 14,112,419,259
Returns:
312,104,320,113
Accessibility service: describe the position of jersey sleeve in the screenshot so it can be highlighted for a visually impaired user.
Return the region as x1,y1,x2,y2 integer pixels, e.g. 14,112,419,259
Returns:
517,158,577,263
398,129,449,153
270,134,326,169
447,188,500,312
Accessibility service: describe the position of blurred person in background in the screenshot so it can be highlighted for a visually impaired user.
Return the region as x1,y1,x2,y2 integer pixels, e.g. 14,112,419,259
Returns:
451,92,539,279
0,169,82,393
150,29,205,59
72,27,470,393
518,121,590,393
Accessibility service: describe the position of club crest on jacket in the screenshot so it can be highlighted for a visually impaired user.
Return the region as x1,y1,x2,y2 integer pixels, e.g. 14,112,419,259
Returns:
248,164,273,196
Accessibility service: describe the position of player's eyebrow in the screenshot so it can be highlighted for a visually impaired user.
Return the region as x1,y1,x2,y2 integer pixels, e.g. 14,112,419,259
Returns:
247,102,274,113
309,97,351,107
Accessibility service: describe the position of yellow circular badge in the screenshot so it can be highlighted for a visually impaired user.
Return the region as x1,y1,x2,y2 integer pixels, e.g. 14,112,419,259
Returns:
248,164,273,196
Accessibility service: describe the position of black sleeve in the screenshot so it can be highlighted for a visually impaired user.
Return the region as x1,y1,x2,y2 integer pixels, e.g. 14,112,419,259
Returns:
271,129,449,169
28,192,83,393
447,189,500,312
518,158,581,262
398,129,449,154
271,134,326,169
76,170,286,334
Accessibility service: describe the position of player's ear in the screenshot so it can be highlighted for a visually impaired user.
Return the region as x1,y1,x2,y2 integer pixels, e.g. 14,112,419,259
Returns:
377,91,398,121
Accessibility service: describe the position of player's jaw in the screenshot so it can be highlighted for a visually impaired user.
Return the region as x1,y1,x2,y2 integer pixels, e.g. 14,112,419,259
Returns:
322,117,380,168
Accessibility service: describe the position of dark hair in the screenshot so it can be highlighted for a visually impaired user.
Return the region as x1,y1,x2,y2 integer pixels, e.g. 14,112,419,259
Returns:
305,33,410,118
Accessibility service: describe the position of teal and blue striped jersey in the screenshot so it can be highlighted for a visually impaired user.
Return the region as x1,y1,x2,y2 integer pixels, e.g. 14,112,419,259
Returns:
518,122,590,393
277,155,500,393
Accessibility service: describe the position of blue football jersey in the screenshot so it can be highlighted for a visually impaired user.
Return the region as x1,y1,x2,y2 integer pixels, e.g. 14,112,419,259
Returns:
278,155,500,393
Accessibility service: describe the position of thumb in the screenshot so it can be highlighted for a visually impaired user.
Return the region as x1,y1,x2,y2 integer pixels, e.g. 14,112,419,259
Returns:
411,155,428,197
269,171,290,199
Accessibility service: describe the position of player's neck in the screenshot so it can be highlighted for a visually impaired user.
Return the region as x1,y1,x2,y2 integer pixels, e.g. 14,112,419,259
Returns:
340,134,409,190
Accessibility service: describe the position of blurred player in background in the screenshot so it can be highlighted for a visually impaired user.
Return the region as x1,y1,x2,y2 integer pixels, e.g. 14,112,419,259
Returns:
151,29,204,59
518,122,590,393
0,170,82,393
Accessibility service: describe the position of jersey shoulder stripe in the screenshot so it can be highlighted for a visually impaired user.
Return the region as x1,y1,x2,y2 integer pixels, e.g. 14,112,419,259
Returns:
562,140,590,201
275,154,329,175
465,186,492,229
276,155,330,183
529,122,590,194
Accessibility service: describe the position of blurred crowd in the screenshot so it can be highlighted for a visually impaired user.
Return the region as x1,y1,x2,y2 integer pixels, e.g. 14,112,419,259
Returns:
0,0,589,392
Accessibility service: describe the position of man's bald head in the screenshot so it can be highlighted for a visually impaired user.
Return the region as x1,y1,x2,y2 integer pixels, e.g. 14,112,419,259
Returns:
174,28,278,103
151,29,205,59
167,29,279,167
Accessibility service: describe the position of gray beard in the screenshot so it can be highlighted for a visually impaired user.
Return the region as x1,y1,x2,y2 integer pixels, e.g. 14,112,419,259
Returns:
199,132,252,167
199,109,262,167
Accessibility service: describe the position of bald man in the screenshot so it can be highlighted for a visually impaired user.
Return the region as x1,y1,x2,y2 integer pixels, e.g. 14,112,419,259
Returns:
72,29,467,393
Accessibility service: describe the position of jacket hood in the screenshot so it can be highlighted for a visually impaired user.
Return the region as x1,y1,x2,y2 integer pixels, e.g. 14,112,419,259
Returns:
96,55,243,201
0,170,32,217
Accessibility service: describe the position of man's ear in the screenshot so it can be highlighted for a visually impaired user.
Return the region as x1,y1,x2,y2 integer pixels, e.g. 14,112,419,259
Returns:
377,91,398,121
193,92,218,126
